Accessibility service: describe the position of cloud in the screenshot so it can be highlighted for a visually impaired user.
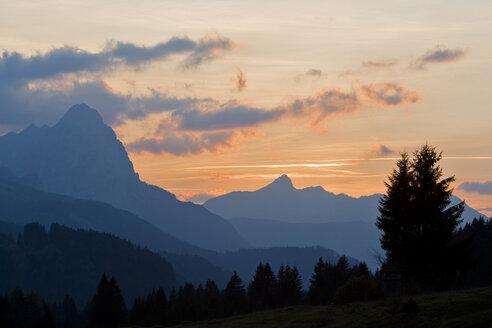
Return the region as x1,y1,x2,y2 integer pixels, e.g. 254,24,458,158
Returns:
287,89,361,125
359,83,421,107
128,89,364,155
179,34,236,70
127,131,236,156
366,143,394,158
339,59,397,77
174,104,284,131
411,46,465,69
458,181,492,195
305,69,323,77
361,59,397,68
0,78,210,127
294,68,324,83
231,67,247,92
0,34,234,84
0,35,235,128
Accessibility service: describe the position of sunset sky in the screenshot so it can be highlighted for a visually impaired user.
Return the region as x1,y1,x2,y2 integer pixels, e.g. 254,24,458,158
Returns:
1,0,491,215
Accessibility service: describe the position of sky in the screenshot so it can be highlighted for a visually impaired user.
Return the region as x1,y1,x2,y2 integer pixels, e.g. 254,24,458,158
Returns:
1,0,491,215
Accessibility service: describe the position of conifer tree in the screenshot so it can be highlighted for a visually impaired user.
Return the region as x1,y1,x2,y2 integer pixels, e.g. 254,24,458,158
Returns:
276,265,303,306
248,262,277,310
223,272,246,315
377,145,465,289
89,273,126,328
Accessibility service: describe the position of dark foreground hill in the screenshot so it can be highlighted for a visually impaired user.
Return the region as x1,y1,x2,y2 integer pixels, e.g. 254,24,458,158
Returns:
0,104,249,252
165,286,492,328
0,223,176,306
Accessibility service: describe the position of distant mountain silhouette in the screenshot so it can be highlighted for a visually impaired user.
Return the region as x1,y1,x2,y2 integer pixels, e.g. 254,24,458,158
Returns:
0,104,249,252
0,222,176,306
204,174,484,223
204,175,485,269
0,175,230,285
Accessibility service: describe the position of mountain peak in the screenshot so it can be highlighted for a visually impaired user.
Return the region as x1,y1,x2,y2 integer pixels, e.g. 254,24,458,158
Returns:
57,104,105,128
264,174,295,190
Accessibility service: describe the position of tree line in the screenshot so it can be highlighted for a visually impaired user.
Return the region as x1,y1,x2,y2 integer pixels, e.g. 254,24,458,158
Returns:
0,256,375,328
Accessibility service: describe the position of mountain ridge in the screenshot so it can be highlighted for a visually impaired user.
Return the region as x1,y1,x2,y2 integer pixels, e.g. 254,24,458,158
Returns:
204,174,484,223
0,104,249,252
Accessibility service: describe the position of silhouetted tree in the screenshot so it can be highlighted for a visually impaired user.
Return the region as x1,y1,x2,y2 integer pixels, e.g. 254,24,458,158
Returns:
377,145,466,290
455,217,492,287
223,272,247,315
248,263,277,310
276,265,303,306
354,262,370,277
308,258,331,304
89,274,126,328
199,280,220,319
308,257,355,304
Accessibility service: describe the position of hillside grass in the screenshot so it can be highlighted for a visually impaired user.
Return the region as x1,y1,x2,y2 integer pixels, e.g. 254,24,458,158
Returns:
158,286,492,328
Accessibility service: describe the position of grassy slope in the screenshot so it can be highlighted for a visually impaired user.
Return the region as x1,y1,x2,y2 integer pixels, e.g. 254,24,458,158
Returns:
164,287,492,328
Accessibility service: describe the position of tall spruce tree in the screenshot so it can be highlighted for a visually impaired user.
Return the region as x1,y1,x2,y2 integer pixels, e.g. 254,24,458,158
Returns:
248,262,277,310
223,272,246,315
377,145,465,289
89,274,126,328
276,265,303,306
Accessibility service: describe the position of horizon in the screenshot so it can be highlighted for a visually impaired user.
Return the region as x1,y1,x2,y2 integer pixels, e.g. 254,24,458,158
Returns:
1,0,491,216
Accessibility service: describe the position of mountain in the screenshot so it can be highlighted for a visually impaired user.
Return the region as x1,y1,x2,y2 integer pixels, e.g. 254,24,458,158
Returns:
0,104,249,252
204,175,486,269
204,174,381,223
0,175,232,286
204,174,484,223
0,223,176,306
229,218,382,270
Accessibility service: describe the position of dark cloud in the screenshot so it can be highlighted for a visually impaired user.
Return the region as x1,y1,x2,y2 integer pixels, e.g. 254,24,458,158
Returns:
125,88,363,155
367,143,394,158
412,46,465,69
180,34,235,70
294,69,323,83
458,181,492,195
127,131,235,156
107,37,195,66
360,83,420,107
0,35,235,129
0,35,234,84
305,69,323,77
0,79,210,127
174,105,284,131
477,207,492,212
361,59,397,68
232,67,247,92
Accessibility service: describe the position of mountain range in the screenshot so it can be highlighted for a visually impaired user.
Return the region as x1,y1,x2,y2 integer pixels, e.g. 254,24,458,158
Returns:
204,174,483,223
0,104,249,252
204,174,485,269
